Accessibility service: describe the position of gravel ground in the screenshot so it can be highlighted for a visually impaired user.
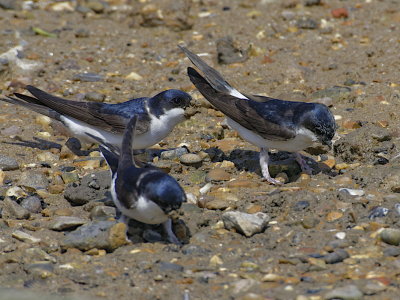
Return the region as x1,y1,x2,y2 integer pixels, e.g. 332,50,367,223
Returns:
0,0,400,299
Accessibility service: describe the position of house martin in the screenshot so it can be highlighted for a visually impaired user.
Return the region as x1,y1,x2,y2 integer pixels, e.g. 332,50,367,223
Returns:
1,85,192,150
179,45,336,184
98,115,186,245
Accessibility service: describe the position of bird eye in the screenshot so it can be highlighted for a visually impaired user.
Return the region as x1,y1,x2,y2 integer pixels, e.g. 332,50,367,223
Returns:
173,98,182,105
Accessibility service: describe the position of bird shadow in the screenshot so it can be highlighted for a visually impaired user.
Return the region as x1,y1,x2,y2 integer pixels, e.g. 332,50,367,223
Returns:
2,137,62,151
2,136,96,156
204,147,336,183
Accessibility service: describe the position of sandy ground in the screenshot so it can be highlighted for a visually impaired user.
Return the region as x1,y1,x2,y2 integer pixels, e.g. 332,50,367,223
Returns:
0,0,400,299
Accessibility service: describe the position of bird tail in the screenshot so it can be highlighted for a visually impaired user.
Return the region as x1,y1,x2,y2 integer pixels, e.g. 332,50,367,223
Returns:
1,96,61,121
99,145,119,175
120,115,139,168
178,45,247,99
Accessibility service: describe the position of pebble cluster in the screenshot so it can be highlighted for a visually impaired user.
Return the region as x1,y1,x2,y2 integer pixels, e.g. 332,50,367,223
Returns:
0,0,400,299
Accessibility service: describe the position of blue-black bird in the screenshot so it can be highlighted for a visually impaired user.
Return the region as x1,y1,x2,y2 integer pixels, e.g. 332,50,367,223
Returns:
179,45,336,184
1,85,192,150
98,115,186,245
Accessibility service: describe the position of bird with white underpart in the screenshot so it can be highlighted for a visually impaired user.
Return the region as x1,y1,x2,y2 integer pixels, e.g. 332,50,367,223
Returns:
97,115,186,245
1,85,193,151
179,45,336,185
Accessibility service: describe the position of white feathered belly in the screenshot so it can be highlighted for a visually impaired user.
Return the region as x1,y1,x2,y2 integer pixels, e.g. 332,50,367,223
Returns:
60,107,185,150
227,118,316,152
110,177,168,224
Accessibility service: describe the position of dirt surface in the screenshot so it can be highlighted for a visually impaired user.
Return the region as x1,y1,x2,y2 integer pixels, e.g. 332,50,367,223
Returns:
0,0,400,299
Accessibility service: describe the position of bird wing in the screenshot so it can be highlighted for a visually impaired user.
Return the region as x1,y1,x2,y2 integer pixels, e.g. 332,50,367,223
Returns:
187,67,296,141
18,85,150,135
179,45,248,99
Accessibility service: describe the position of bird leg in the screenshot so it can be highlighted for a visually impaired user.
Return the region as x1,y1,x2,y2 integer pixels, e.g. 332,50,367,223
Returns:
118,214,132,243
259,148,283,185
294,152,313,175
162,218,182,245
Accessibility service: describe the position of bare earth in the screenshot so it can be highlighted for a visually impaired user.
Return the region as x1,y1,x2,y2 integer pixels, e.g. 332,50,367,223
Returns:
0,0,400,299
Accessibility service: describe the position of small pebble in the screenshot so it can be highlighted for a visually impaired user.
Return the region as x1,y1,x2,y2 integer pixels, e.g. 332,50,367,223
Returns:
160,147,188,160
12,230,41,243
0,155,19,171
383,246,400,257
324,284,363,300
84,92,106,102
2,197,30,219
368,206,389,219
206,168,231,181
331,8,349,19
222,211,270,237
179,153,203,167
380,228,400,246
72,72,103,82
324,249,349,264
75,28,90,38
296,17,318,29
338,188,365,197
50,216,87,231
335,232,346,240
20,195,42,213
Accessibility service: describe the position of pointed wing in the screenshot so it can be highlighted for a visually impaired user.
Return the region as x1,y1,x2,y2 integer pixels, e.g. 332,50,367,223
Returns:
99,145,119,175
187,67,297,141
23,86,150,135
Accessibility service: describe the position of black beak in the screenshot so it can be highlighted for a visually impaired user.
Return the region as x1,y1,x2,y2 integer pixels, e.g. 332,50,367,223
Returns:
323,139,333,150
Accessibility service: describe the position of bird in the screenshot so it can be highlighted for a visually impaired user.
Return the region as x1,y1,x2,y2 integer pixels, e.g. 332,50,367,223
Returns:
179,45,337,185
97,115,187,245
1,85,193,151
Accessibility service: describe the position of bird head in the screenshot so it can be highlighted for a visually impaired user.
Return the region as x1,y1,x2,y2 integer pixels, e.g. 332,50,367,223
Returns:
149,89,193,119
302,104,337,149
142,173,186,214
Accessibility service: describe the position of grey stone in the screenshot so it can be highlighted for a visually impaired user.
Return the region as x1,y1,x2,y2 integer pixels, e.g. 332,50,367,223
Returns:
2,198,30,219
0,0,21,10
72,72,103,82
50,216,87,231
20,195,42,213
62,220,127,252
0,125,21,136
0,155,19,171
296,17,318,29
24,263,54,278
19,171,49,190
84,91,105,102
90,205,116,220
380,228,400,246
64,171,111,205
12,230,40,243
383,246,400,257
160,147,188,160
75,28,90,38
158,261,184,272
22,247,57,264
311,86,352,103
368,206,389,219
324,249,349,264
324,285,363,300
222,211,270,237
179,153,203,166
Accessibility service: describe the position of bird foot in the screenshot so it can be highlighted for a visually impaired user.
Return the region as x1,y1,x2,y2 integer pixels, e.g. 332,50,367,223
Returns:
260,148,283,185
262,176,283,185
163,219,182,246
